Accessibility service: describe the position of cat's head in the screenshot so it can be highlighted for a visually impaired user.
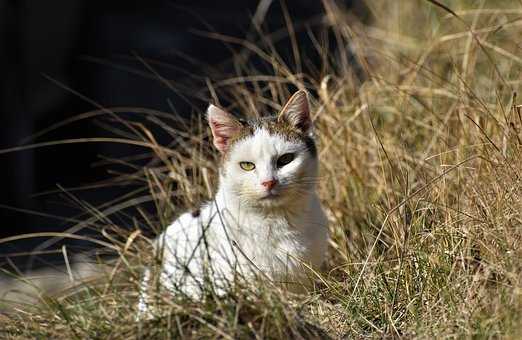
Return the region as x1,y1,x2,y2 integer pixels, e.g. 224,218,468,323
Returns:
207,91,319,209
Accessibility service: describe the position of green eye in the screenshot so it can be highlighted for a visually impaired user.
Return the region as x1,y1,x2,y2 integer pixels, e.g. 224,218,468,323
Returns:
239,161,256,171
277,153,295,168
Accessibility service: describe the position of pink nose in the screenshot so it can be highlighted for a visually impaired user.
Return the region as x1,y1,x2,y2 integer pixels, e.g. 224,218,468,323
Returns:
261,179,277,190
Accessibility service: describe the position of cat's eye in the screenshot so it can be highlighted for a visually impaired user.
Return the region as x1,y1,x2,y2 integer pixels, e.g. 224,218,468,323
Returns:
239,161,256,171
277,153,295,168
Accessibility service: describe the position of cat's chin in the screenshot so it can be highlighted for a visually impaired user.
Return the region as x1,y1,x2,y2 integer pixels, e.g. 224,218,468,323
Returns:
259,192,280,200
254,193,292,209
257,200,285,210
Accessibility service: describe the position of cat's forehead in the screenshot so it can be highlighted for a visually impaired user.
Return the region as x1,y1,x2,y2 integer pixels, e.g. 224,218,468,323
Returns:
231,116,294,143
225,117,316,160
231,128,300,158
245,116,302,137
229,116,305,147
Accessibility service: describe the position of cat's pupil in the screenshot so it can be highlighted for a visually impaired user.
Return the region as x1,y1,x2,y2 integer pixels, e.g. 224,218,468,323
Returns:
277,153,295,168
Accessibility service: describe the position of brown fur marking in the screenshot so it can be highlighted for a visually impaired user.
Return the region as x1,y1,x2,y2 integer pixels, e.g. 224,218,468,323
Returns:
220,115,316,162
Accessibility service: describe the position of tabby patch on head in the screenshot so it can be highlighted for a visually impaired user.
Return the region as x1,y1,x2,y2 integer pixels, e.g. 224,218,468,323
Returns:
207,91,319,208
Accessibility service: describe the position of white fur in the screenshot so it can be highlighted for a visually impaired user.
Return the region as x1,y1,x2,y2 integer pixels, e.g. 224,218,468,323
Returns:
138,127,328,318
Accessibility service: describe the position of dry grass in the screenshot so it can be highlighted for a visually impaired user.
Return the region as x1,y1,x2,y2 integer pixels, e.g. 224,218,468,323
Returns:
2,0,522,338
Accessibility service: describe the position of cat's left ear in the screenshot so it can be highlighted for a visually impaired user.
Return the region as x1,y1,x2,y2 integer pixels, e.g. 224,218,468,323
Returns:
278,90,312,134
207,104,243,153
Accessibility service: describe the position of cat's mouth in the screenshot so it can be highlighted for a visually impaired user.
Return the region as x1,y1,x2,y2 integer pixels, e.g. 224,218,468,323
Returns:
260,191,281,200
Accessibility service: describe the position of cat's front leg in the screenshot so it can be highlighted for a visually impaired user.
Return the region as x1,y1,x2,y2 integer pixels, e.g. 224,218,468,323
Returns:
136,268,152,321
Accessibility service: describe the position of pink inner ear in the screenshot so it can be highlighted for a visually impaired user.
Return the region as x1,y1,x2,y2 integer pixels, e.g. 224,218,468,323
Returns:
207,105,242,153
210,121,234,152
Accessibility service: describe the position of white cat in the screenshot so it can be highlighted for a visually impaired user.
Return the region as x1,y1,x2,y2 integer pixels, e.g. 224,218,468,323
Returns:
138,91,328,317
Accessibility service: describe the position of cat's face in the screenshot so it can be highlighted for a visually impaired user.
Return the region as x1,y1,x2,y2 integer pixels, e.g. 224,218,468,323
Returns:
207,91,318,209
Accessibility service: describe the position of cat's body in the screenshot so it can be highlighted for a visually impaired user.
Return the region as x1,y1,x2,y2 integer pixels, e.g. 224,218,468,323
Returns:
138,91,328,317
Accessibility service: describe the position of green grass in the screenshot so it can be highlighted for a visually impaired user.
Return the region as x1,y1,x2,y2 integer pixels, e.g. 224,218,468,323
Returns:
2,0,522,338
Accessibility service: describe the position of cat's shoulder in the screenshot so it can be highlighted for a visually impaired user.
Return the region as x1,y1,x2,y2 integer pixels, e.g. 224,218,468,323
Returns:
159,203,215,238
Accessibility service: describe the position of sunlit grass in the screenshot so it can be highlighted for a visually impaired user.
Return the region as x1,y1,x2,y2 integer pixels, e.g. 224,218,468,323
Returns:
2,0,522,338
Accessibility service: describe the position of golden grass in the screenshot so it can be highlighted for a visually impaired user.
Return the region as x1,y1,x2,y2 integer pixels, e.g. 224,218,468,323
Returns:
2,0,522,338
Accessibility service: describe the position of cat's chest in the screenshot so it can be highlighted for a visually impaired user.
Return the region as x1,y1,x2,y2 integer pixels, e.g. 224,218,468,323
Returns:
222,212,306,260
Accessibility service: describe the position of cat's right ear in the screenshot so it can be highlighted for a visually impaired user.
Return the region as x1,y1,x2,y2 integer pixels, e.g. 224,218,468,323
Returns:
207,104,243,153
278,90,312,134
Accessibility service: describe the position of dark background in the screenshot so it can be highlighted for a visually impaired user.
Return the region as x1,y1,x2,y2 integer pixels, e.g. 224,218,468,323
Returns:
0,0,365,268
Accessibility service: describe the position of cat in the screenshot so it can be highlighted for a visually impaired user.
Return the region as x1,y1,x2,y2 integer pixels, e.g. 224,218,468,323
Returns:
138,90,328,317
